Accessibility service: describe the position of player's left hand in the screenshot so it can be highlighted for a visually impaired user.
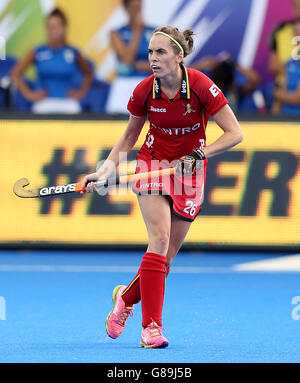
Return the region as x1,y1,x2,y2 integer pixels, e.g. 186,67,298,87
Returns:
176,148,205,175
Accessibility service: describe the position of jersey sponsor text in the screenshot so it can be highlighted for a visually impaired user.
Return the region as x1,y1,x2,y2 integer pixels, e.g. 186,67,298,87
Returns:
150,106,167,113
139,182,164,188
150,122,201,135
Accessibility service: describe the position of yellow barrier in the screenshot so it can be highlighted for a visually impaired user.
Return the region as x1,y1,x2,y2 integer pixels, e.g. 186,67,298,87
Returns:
1,120,300,247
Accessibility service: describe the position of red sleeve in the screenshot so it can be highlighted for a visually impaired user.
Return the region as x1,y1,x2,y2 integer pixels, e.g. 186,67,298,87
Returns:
195,72,228,116
127,81,148,117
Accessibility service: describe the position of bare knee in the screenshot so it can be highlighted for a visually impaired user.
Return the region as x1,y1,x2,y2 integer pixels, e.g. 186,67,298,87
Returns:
148,231,170,256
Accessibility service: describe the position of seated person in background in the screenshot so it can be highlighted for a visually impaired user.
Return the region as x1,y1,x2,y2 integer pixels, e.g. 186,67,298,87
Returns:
268,0,300,85
11,7,92,114
110,0,153,77
0,55,17,110
272,19,300,115
191,52,261,113
107,0,155,113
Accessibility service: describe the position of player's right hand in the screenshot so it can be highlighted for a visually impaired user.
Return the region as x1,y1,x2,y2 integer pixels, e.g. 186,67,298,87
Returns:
80,163,115,194
80,172,102,193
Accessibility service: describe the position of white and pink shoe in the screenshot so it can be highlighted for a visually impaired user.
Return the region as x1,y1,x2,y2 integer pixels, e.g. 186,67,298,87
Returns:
105,285,134,339
140,321,169,348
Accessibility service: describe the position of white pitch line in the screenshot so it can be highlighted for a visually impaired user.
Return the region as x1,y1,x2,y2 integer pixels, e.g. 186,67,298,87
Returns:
1,258,300,273
233,254,300,272
0,265,138,273
0,264,233,274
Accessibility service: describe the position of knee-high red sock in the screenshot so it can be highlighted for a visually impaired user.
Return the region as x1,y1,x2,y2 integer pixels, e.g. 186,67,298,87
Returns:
140,252,167,328
122,262,170,307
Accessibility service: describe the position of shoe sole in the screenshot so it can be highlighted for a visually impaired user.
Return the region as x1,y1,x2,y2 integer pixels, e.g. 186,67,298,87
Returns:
105,285,125,339
140,341,169,349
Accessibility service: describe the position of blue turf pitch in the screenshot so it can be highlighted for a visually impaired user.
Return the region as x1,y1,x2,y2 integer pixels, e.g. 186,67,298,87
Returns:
0,250,299,363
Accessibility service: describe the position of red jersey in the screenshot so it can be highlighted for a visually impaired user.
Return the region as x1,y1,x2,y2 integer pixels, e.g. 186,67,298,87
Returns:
127,64,228,161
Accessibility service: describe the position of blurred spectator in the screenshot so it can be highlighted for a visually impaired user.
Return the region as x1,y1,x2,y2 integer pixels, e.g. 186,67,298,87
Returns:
0,55,17,110
191,52,262,113
272,19,300,115
110,0,153,77
11,8,92,114
268,0,300,85
72,58,111,113
106,0,155,113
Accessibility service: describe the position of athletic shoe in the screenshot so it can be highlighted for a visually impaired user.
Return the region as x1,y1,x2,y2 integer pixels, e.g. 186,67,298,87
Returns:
105,285,134,339
140,321,169,348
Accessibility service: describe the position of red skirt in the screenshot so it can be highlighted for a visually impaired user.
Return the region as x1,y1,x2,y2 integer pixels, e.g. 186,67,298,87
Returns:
132,152,207,222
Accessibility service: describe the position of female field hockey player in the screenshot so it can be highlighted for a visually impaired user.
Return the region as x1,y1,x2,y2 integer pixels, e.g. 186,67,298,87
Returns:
81,26,243,349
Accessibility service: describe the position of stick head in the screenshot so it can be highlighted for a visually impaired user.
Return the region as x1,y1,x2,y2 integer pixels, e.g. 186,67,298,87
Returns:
13,178,40,198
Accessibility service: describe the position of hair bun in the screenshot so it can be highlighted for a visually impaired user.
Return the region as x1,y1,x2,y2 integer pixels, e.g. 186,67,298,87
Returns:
183,29,194,51
183,29,194,38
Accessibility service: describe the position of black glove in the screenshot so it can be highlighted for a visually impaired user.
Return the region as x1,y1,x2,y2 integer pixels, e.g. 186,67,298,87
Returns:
176,148,206,175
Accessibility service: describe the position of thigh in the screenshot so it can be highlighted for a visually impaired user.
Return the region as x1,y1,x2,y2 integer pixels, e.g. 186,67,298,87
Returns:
166,213,192,266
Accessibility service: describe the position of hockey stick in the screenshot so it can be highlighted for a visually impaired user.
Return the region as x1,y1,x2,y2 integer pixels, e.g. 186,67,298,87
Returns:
13,168,176,198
